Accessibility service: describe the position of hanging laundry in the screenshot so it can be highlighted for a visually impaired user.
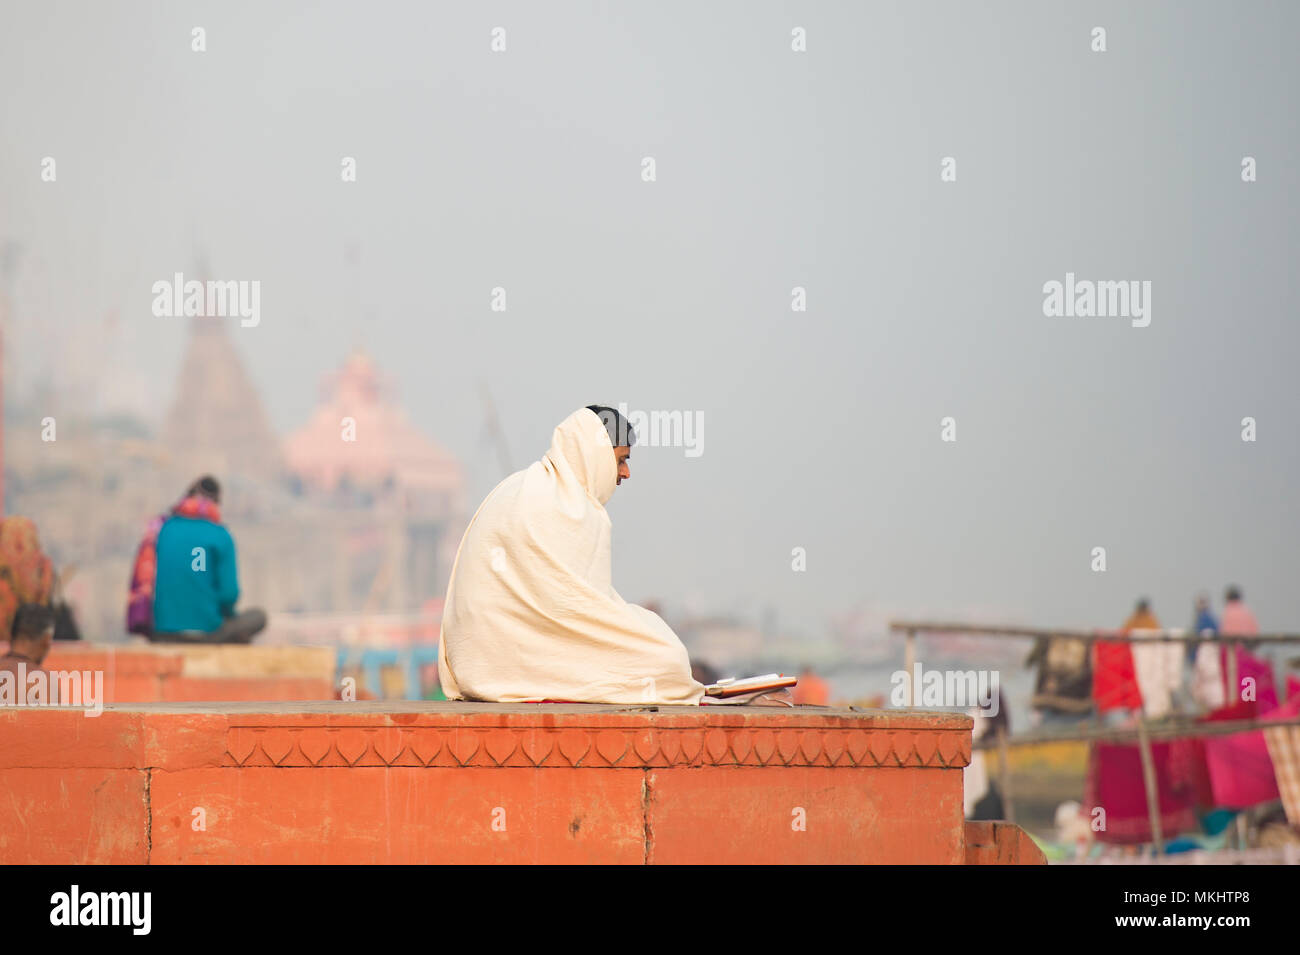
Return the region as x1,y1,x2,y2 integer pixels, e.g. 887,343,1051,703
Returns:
1219,644,1278,712
1026,635,1093,715
1203,729,1280,809
1131,631,1184,719
1167,734,1215,810
1262,676,1300,826
1200,673,1294,811
1084,738,1199,844
1192,642,1226,710
1094,638,1142,712
1094,613,1148,714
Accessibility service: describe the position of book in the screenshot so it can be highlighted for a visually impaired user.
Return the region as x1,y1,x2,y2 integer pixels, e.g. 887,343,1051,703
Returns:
703,673,798,701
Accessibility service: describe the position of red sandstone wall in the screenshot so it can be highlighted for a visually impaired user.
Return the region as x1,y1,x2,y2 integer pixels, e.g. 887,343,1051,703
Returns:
22,644,337,704
965,820,1048,865
0,704,1009,864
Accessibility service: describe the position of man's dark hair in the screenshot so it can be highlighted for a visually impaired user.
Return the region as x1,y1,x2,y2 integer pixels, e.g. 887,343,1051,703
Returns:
12,603,56,641
187,475,221,504
1135,597,1150,614
586,405,637,449
1226,585,1242,602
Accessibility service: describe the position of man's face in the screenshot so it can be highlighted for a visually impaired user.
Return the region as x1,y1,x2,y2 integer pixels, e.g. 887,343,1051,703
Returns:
613,446,631,485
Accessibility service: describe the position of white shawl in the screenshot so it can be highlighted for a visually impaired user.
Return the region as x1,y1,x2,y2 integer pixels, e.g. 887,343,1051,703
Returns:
437,408,704,704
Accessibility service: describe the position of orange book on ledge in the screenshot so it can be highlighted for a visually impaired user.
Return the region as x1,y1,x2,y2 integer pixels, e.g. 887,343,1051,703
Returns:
703,673,798,704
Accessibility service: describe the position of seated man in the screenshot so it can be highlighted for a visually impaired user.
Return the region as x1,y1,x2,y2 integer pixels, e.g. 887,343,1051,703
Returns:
150,476,266,644
438,406,703,704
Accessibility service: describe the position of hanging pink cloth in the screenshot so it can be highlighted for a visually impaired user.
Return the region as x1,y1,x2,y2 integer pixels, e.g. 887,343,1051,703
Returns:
1201,668,1295,810
1203,728,1280,808
1218,644,1278,711
1084,739,1199,844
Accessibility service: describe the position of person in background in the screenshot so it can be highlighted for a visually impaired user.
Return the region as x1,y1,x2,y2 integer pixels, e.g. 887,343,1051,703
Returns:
792,665,830,705
1184,591,1221,712
149,476,266,644
1125,597,1160,632
691,660,721,687
1190,591,1218,662
965,688,1011,820
48,566,83,642
1220,585,1258,638
0,603,56,679
0,516,54,638
1126,598,1185,720
1217,585,1276,710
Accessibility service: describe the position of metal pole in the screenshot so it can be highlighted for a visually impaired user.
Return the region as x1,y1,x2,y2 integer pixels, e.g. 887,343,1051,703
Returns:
1226,641,1239,705
1135,713,1164,853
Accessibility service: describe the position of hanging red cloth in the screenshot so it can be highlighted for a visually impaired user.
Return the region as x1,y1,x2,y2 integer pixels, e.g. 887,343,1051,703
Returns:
1084,738,1199,844
1093,630,1143,712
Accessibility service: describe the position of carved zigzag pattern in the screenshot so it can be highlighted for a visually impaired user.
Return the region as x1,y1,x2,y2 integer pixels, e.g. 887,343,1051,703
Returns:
223,726,971,769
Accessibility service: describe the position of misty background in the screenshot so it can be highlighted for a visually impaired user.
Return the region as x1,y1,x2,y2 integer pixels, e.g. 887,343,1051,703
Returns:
2,0,1297,648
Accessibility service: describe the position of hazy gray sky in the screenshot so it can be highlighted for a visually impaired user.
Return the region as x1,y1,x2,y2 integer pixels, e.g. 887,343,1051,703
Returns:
3,1,1297,637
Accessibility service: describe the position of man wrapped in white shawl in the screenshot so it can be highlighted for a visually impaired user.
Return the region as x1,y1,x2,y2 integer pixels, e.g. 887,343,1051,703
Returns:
438,406,705,705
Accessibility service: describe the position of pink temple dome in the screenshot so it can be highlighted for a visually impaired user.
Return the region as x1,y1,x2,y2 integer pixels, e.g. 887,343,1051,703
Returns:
285,349,463,499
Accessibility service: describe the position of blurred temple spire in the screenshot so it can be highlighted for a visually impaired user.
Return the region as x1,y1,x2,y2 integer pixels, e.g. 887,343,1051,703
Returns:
160,253,282,481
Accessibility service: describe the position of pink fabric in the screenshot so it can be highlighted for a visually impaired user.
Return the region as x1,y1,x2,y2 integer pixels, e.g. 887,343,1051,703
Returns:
1084,739,1199,844
1202,678,1300,810
1219,645,1278,712
1204,731,1279,808
1168,736,1215,809
1265,688,1300,723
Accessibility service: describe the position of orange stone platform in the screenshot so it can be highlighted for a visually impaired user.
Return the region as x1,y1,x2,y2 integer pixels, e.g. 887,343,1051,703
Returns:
16,642,338,703
0,702,1044,864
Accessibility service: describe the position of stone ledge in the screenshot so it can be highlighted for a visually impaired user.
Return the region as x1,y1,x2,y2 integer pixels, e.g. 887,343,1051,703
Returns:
0,703,981,863
964,820,1048,865
41,642,337,679
10,643,340,704
0,704,972,770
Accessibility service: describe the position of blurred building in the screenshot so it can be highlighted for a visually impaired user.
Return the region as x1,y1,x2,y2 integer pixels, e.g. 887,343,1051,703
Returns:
282,349,465,616
163,316,284,481
5,322,465,641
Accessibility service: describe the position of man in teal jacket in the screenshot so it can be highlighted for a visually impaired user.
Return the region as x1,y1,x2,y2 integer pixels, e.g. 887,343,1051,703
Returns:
151,476,266,644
